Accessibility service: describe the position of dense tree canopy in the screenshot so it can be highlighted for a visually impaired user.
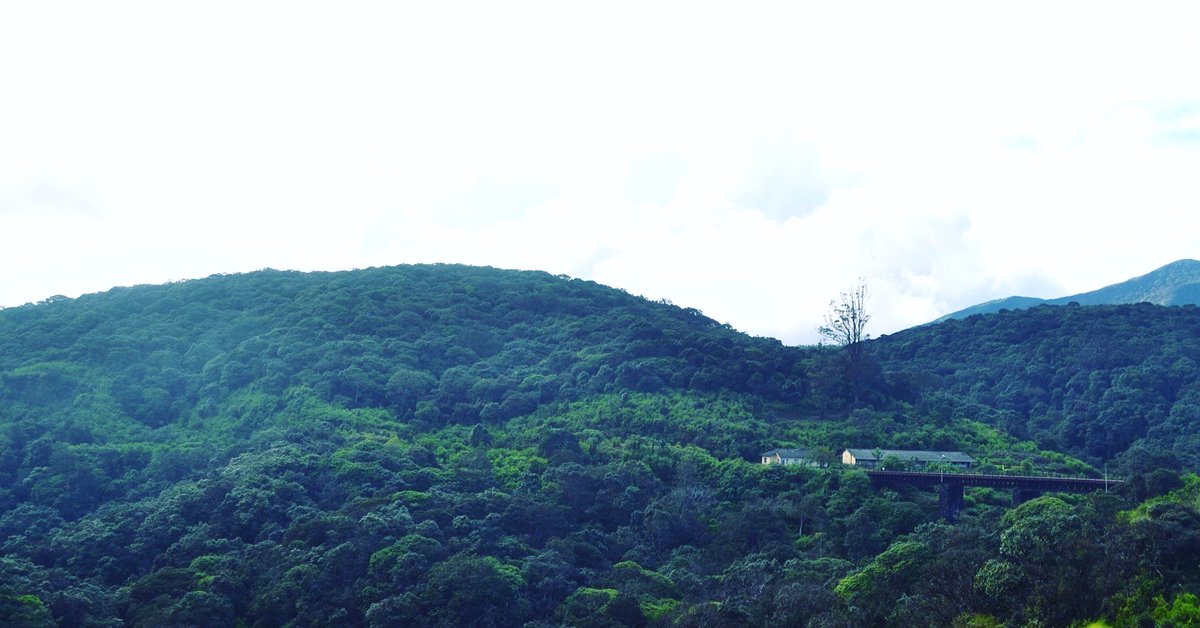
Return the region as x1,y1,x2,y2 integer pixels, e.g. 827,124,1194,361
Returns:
0,265,1197,625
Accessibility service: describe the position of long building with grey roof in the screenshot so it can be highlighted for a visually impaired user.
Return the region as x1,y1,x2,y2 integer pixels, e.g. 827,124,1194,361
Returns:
842,448,974,470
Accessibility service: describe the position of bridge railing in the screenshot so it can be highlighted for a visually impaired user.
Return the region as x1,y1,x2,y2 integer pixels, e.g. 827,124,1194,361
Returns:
864,469,1123,490
869,466,1117,481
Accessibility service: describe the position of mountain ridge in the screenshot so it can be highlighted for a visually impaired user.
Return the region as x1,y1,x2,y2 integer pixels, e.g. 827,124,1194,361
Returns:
935,258,1200,322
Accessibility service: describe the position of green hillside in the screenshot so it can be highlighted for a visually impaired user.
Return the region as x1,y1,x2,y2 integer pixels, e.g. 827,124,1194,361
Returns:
875,302,1200,468
1,265,1197,626
936,258,1200,321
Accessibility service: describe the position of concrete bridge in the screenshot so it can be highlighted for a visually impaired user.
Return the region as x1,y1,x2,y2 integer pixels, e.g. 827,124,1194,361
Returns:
866,470,1121,521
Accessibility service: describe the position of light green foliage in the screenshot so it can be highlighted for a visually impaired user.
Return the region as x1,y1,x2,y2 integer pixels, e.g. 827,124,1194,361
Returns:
486,447,547,490
956,615,1006,628
368,534,445,586
835,540,932,603
609,560,682,600
1122,472,1200,522
1153,592,1200,626
0,593,55,627
974,559,1024,601
999,497,1080,557
640,596,681,621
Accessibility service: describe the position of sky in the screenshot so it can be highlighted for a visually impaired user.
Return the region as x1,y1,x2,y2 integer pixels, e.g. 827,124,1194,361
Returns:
2,2,1199,345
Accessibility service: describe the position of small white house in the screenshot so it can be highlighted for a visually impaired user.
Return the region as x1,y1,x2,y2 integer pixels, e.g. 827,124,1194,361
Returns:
761,448,815,466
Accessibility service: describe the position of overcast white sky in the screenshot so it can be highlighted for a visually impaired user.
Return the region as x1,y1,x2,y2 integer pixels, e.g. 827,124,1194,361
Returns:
3,2,1199,344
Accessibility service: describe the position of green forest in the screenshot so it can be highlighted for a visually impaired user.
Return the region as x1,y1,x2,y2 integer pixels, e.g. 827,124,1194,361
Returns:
2,265,1199,626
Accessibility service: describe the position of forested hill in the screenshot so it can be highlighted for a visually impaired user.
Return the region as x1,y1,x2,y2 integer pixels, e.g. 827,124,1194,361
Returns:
873,302,1200,469
3,265,1200,626
0,265,807,427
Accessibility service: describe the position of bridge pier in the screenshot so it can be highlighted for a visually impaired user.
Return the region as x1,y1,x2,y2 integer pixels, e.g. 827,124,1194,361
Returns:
1012,487,1043,506
865,469,1122,524
938,484,964,522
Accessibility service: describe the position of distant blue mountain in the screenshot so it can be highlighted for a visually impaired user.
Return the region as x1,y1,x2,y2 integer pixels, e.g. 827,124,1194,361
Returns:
936,259,1200,322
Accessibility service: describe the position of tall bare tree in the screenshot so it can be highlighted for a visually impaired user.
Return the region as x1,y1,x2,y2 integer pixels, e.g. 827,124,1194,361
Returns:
819,280,870,350
819,280,871,402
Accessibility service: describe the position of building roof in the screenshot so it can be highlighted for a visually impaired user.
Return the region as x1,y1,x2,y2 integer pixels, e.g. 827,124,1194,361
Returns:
844,449,975,464
761,448,813,459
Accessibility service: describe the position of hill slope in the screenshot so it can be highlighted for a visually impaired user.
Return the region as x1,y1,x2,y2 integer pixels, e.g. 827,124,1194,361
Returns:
936,258,1200,321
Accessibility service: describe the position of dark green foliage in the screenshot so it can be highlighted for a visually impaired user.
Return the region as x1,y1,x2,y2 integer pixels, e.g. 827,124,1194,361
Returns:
1,265,1198,626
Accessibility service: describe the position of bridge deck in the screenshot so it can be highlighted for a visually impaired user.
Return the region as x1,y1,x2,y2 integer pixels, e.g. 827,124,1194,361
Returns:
866,469,1120,492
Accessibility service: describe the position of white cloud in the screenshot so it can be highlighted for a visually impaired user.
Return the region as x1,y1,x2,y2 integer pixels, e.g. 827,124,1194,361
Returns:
2,2,1200,344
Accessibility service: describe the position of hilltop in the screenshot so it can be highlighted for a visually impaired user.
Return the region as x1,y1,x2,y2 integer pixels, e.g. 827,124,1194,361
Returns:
0,265,808,433
936,258,1200,322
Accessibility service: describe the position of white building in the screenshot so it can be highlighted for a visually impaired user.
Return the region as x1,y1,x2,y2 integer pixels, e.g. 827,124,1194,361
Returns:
761,448,815,465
